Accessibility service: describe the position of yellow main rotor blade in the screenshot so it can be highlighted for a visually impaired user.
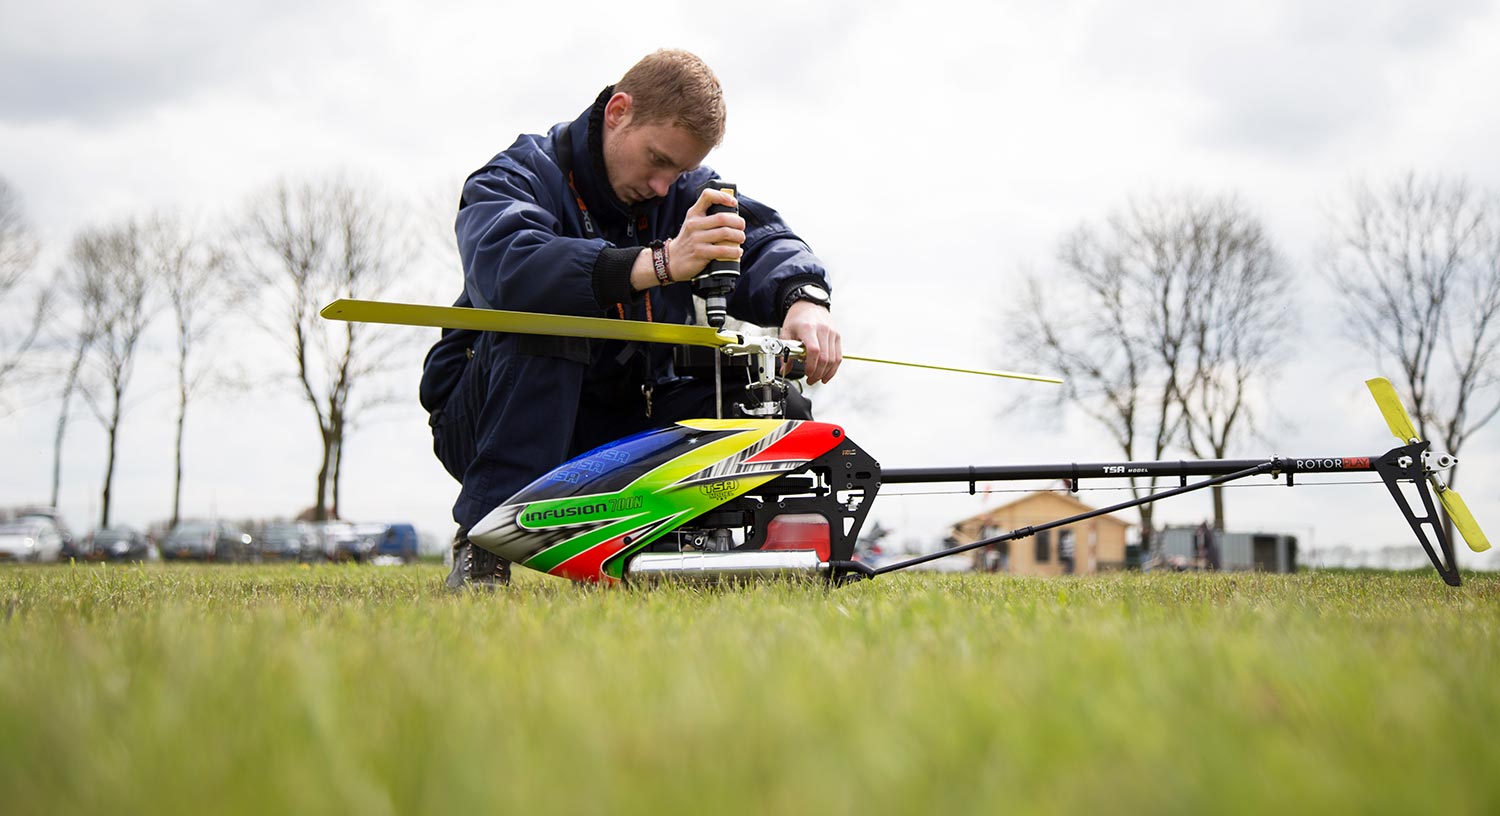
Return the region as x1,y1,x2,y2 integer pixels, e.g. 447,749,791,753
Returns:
843,353,1062,384
320,299,728,347
1366,377,1421,443
1438,488,1491,553
321,299,1062,384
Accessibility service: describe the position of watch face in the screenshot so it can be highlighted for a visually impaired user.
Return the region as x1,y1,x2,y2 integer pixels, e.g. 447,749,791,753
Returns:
786,283,831,314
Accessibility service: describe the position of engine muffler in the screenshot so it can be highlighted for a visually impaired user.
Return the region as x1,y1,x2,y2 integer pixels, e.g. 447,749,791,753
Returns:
624,550,828,584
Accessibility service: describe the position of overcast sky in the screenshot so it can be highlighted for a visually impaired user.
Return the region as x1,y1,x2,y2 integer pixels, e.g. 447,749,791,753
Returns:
4,0,1500,568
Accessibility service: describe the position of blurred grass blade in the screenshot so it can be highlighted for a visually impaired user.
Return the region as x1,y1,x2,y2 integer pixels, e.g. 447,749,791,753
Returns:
1438,488,1491,552
1366,377,1421,443
321,299,729,347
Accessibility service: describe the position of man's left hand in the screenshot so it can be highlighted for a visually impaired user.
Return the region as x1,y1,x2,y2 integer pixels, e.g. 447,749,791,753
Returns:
780,301,841,384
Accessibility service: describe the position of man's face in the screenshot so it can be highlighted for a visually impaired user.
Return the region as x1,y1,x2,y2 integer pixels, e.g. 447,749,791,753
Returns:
602,95,711,206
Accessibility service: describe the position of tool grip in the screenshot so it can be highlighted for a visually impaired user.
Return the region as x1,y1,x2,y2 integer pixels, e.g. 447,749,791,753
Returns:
693,180,739,328
702,181,739,275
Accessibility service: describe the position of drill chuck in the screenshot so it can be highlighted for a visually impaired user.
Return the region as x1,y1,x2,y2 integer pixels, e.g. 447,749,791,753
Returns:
693,180,739,329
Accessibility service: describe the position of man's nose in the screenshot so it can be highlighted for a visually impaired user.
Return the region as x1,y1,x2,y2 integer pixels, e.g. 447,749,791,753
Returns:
650,173,675,197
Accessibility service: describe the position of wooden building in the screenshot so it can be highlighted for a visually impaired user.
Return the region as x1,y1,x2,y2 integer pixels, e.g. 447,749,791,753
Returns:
951,491,1131,576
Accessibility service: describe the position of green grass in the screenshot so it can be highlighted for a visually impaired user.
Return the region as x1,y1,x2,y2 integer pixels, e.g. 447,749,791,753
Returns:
2,564,1498,815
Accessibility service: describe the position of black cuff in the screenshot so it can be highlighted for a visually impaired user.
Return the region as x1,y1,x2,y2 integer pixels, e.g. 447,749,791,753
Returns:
591,246,641,307
776,274,831,323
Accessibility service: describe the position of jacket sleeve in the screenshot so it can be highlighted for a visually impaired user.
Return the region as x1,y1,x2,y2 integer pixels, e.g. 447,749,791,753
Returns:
456,159,636,316
724,193,831,327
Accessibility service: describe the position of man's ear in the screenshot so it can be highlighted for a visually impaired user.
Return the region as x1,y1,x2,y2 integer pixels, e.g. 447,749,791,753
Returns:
604,92,633,131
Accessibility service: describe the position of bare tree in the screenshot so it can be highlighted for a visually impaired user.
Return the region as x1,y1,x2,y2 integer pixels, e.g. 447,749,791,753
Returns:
67,221,157,528
1326,174,1500,543
0,177,49,409
49,229,107,509
1011,194,1292,544
1176,200,1292,528
240,178,408,521
150,216,235,528
49,309,96,510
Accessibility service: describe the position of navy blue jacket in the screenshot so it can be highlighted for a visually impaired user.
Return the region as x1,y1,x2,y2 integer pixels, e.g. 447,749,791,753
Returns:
420,88,830,413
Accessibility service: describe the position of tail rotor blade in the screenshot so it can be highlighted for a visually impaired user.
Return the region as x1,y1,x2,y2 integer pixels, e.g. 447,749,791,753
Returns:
1438,487,1492,553
1366,377,1421,443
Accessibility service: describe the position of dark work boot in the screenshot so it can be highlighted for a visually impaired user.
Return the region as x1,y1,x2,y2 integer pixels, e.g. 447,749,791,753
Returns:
445,533,511,590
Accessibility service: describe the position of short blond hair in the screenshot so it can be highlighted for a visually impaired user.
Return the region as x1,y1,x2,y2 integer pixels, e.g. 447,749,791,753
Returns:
616,49,726,147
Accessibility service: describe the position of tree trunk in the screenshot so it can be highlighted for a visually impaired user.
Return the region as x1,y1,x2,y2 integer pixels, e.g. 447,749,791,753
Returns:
51,397,71,509
1132,474,1156,554
172,376,186,528
101,405,120,529
329,404,344,521
314,424,334,521
1139,504,1155,553
314,456,330,522
50,344,87,508
330,436,342,521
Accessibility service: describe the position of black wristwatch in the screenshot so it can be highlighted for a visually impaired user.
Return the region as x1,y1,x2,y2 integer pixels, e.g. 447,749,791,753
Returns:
783,283,831,314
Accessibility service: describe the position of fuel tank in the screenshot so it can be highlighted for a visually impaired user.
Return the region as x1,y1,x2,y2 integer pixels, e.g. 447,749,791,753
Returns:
467,419,847,582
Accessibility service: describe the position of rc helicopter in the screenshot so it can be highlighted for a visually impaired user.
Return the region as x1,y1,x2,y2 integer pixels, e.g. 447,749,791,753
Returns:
322,179,1487,587
321,298,1490,588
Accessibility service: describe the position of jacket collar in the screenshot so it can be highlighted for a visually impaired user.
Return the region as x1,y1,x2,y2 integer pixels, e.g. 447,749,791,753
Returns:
562,85,635,224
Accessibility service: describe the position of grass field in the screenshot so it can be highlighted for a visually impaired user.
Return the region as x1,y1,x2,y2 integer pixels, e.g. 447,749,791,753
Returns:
1,563,1497,815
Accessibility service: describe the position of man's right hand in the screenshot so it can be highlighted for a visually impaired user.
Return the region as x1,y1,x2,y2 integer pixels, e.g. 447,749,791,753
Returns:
668,188,745,282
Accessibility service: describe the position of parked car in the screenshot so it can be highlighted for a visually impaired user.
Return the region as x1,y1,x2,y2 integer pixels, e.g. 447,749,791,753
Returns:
88,526,157,562
258,522,317,562
163,521,253,562
316,521,361,561
346,522,389,562
376,523,419,563
0,518,65,563
11,507,77,560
